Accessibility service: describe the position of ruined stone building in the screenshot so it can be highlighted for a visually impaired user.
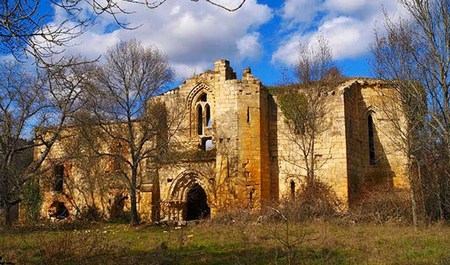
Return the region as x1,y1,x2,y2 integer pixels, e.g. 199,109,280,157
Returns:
36,60,408,222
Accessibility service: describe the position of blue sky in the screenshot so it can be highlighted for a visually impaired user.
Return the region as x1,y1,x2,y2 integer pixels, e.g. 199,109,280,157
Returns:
17,0,409,86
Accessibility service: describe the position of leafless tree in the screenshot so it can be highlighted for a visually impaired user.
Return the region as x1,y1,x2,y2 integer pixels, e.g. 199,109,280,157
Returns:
0,59,86,227
76,39,183,226
279,37,342,186
0,0,246,66
295,36,341,84
372,0,450,222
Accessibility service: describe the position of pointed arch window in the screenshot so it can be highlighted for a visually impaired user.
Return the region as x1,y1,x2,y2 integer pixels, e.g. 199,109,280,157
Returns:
205,104,211,127
368,114,376,165
194,92,213,135
197,105,203,135
193,91,214,150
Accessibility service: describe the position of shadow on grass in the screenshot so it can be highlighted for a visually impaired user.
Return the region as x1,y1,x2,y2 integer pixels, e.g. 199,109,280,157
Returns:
112,245,349,265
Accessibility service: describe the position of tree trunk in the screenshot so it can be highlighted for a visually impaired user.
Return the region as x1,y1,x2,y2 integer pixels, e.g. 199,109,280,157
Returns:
3,204,12,228
151,169,161,222
129,170,139,226
407,160,418,229
130,191,139,226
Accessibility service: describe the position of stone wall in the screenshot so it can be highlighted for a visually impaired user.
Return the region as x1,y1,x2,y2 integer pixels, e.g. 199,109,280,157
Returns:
269,79,408,205
35,60,409,222
357,81,408,190
155,60,272,219
269,85,349,203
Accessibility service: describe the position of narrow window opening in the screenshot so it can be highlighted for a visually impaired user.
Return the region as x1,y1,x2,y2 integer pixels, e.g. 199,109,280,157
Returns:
205,139,213,151
368,114,376,165
200,137,213,151
197,105,203,135
205,104,211,127
290,180,295,199
247,106,250,123
54,164,64,192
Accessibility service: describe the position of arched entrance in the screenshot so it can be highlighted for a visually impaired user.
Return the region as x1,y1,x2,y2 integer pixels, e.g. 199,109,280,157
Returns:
165,170,212,221
186,184,210,220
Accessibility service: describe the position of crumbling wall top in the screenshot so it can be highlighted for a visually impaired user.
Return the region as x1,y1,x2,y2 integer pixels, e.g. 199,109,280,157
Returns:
214,59,237,80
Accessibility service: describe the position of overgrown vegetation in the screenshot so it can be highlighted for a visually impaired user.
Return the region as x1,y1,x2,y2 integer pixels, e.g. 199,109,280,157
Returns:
1,219,449,265
350,190,412,224
20,178,42,223
372,0,450,225
0,184,445,264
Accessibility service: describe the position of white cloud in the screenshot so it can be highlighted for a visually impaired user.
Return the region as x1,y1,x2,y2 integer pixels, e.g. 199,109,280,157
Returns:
273,0,408,65
48,0,272,80
271,34,302,65
318,16,370,59
236,32,262,60
324,0,370,15
281,0,322,27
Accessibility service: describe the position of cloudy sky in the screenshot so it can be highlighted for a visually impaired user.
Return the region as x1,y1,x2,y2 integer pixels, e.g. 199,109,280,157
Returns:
47,0,408,86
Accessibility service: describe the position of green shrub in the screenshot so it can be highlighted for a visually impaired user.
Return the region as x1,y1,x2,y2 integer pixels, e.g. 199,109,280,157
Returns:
21,179,42,222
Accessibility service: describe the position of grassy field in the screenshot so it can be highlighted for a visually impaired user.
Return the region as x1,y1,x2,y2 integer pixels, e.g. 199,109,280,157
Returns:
1,220,450,265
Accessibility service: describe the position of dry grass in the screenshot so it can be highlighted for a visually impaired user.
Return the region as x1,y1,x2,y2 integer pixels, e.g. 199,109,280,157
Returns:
1,220,450,265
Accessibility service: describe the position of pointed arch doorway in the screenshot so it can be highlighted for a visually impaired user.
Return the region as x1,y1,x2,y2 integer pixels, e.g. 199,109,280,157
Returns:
167,171,211,221
186,183,210,220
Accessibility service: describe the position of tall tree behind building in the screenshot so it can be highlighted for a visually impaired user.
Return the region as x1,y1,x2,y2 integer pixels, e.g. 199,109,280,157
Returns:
77,39,183,226
372,0,450,222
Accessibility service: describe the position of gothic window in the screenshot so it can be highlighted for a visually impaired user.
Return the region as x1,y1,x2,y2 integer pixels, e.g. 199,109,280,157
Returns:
197,105,203,135
368,114,376,165
54,164,64,192
193,91,214,150
205,104,211,127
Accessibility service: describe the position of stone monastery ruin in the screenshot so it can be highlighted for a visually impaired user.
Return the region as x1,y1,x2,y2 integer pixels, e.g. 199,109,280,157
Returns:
37,60,408,222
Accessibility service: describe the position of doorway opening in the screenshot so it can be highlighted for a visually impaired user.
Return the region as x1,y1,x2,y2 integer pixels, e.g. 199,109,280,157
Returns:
186,183,210,221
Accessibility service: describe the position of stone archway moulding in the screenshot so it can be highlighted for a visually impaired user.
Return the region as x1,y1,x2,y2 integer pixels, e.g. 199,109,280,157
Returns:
186,82,214,106
167,169,211,203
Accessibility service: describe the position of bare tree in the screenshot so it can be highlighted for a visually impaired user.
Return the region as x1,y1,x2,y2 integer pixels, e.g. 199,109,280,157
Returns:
295,36,341,84
370,78,426,227
76,39,182,226
279,37,342,186
372,0,450,222
0,0,246,66
0,59,85,227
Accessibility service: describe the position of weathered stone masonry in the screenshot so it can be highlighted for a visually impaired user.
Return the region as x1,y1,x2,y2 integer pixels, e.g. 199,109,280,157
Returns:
36,60,408,222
